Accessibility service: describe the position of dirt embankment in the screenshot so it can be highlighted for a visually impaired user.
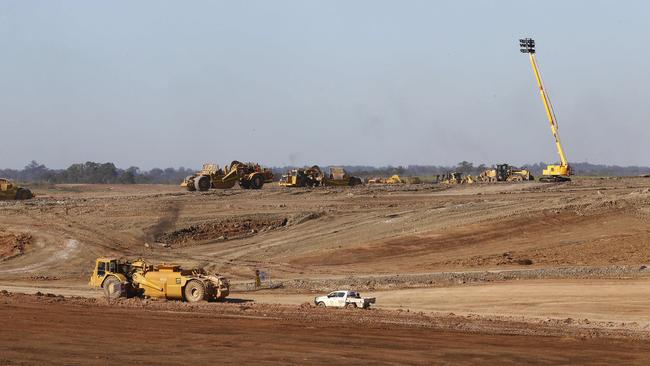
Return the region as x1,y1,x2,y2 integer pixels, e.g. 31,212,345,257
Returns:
154,212,322,248
156,215,289,247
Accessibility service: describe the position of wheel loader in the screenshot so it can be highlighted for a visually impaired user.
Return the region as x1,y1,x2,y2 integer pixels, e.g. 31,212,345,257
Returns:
181,161,274,191
0,178,33,200
89,258,229,302
279,166,323,187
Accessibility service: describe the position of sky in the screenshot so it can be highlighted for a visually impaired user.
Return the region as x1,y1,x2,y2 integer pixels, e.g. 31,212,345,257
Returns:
1,0,649,170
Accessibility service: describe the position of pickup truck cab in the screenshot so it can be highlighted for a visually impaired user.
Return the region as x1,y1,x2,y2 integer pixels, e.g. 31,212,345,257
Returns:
314,290,375,309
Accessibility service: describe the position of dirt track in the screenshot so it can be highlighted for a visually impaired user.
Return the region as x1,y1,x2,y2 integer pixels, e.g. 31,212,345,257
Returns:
1,178,649,364
2,292,650,366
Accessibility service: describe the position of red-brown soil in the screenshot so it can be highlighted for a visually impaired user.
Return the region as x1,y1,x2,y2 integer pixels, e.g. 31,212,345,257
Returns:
2,292,650,365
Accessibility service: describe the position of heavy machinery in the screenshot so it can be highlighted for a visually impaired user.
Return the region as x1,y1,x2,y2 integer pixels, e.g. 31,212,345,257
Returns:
440,172,464,185
479,164,534,182
322,167,363,187
520,38,572,182
181,161,274,191
367,175,422,184
0,178,33,200
279,166,324,187
89,257,229,302
367,175,402,184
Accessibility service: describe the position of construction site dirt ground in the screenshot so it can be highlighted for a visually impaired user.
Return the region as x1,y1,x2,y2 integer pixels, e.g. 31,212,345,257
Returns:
1,177,649,364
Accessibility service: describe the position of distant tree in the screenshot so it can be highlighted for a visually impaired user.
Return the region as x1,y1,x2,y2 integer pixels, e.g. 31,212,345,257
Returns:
456,161,474,174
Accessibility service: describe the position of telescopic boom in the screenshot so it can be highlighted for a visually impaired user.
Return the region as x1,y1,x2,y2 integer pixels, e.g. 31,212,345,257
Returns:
519,38,572,181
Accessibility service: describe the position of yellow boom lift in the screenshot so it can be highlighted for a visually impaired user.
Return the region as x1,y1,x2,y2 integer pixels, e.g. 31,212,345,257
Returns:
520,38,572,182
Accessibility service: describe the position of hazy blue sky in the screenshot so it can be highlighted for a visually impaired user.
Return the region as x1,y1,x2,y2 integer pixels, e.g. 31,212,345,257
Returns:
1,1,648,169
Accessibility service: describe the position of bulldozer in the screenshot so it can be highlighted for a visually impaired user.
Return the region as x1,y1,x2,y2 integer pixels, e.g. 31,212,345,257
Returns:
322,167,362,187
89,257,229,302
279,166,324,187
479,164,534,183
181,161,274,191
0,178,33,200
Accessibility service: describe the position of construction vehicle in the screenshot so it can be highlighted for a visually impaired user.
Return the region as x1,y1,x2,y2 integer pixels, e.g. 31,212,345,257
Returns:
520,38,572,182
440,172,464,185
462,175,478,184
479,164,534,182
322,167,363,187
367,175,402,184
0,178,33,200
181,161,274,191
368,175,422,184
89,257,230,302
279,166,324,187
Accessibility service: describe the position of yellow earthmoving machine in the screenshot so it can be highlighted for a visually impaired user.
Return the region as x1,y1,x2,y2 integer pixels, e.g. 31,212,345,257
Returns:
367,175,403,184
385,175,404,184
181,161,274,191
520,38,572,182
181,163,235,190
279,166,324,187
322,167,363,187
367,175,422,184
89,257,229,302
0,178,33,200
479,164,534,182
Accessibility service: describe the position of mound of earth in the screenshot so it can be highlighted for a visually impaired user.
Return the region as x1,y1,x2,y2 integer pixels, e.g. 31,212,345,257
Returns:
0,232,32,261
156,215,288,246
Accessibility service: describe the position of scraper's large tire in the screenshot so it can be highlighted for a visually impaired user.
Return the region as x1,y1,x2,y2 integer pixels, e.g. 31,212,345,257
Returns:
184,280,206,303
250,175,264,190
15,188,33,200
195,176,211,191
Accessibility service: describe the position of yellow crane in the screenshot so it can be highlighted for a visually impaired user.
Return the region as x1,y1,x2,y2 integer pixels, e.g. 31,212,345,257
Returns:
520,38,572,182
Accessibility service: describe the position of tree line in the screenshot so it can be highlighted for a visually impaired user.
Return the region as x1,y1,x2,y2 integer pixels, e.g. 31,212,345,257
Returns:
0,161,195,184
1,160,649,184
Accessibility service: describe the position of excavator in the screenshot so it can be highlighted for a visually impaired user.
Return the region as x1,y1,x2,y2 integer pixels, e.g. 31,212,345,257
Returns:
520,38,572,182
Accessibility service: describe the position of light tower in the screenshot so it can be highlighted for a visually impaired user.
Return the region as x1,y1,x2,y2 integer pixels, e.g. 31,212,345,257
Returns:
519,38,572,182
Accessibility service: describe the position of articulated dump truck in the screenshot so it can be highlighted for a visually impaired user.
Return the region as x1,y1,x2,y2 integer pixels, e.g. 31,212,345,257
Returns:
89,258,229,302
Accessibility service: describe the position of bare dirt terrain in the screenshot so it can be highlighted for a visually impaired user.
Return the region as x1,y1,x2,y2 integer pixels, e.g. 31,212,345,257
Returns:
1,177,649,364
2,292,650,366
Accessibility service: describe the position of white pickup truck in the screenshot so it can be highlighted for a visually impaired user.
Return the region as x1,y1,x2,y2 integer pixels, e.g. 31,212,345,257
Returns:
314,290,376,309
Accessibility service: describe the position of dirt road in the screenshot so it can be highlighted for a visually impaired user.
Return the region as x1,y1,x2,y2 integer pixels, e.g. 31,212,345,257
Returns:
2,292,650,366
5,277,650,325
246,278,650,324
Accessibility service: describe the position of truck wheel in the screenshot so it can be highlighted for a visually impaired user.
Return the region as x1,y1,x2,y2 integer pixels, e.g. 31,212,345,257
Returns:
195,176,211,191
184,280,206,303
102,277,123,300
239,180,250,189
317,302,326,308
345,302,357,309
250,175,264,189
15,188,32,200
